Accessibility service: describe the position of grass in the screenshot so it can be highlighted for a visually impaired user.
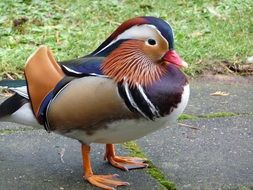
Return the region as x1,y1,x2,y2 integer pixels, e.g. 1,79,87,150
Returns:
123,141,177,190
0,0,252,79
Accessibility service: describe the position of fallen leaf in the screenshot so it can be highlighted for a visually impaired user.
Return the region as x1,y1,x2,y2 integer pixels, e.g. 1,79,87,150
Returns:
246,56,253,64
58,148,65,163
210,91,229,96
190,31,204,38
206,6,226,20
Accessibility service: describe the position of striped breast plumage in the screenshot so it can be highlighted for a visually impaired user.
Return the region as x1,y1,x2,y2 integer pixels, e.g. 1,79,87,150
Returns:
118,64,188,120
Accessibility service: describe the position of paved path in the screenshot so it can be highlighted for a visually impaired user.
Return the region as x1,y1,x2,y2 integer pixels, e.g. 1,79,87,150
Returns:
0,76,253,190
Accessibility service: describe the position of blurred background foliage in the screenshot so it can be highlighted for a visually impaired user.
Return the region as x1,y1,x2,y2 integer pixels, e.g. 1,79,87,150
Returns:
0,0,252,78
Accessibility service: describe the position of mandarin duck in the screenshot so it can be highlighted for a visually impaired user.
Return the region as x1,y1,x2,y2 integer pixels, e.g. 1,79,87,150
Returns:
0,16,189,189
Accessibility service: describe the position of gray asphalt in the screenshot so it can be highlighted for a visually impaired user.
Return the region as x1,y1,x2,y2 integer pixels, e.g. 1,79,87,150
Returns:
0,129,162,190
185,77,253,115
0,76,252,190
138,116,253,189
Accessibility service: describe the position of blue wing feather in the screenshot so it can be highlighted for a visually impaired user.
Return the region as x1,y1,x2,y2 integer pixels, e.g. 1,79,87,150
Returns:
59,40,130,77
59,56,105,77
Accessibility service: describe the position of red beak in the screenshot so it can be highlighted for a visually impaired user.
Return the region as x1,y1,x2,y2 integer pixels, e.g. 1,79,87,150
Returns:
162,50,188,68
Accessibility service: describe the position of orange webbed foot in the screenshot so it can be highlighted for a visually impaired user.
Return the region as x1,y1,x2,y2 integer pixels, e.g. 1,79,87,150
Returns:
82,144,130,189
104,144,148,171
106,155,148,171
85,174,129,190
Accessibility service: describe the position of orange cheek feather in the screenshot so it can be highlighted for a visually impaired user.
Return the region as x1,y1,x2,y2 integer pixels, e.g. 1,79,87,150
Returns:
101,40,167,87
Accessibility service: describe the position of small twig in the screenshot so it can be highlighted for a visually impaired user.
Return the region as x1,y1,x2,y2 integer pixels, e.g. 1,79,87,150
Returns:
13,72,23,79
5,73,14,80
178,123,200,130
1,89,13,97
54,4,65,11
56,31,61,44
220,62,235,74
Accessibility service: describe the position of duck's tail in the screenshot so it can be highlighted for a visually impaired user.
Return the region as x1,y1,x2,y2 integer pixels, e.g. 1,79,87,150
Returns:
0,80,41,128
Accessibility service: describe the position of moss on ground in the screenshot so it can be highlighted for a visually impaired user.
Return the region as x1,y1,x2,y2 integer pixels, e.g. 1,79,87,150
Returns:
178,113,198,120
123,141,177,190
0,128,33,135
179,112,240,121
199,112,237,119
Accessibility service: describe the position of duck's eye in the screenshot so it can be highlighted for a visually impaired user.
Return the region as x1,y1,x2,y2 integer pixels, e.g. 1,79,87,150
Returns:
147,39,156,46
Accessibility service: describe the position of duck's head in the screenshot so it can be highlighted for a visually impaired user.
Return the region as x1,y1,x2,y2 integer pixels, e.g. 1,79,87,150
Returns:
93,16,188,87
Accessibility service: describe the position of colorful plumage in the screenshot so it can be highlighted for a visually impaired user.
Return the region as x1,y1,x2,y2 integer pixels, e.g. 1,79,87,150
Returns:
0,16,189,189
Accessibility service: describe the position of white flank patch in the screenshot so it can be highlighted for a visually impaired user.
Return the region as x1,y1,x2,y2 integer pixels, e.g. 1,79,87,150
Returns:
9,86,29,99
2,103,42,128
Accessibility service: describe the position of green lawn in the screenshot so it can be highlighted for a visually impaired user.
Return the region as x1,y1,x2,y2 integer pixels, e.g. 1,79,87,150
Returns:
0,0,252,79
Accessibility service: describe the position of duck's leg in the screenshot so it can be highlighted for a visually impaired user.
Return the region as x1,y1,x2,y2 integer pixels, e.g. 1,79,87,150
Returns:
104,144,148,171
81,144,129,190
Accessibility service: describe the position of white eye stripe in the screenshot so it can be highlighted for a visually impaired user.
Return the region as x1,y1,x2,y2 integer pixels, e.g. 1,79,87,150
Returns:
94,24,168,55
